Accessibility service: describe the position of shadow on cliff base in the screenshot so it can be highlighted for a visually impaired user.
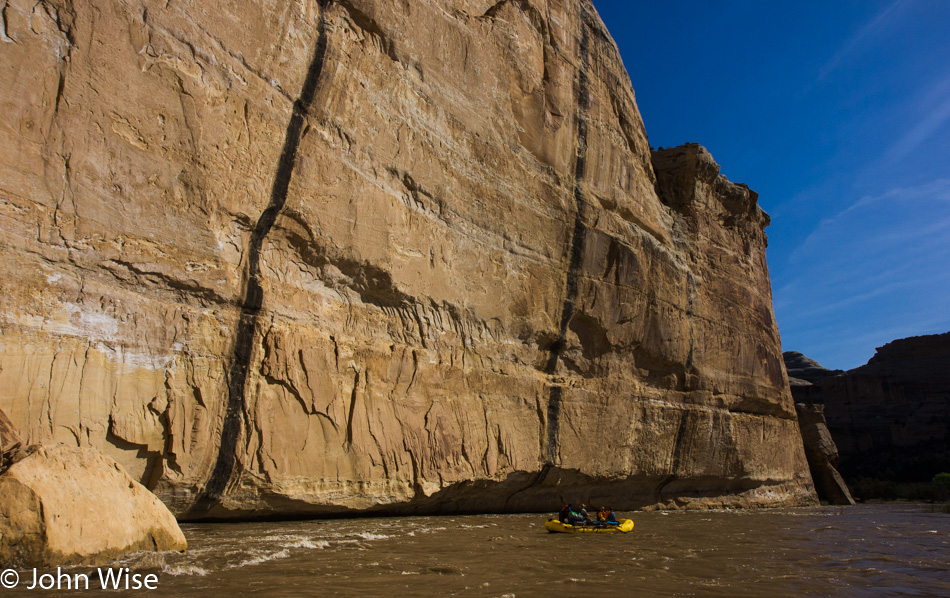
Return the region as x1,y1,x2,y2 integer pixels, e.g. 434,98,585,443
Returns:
179,468,810,522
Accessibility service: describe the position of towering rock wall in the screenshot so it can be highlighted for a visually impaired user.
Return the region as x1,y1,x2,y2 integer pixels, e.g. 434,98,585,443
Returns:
0,0,815,518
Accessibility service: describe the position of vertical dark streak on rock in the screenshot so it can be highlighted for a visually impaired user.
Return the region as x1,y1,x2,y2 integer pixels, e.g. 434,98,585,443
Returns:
187,5,330,518
345,370,360,448
685,272,696,376
0,3,13,44
655,410,691,501
543,8,590,466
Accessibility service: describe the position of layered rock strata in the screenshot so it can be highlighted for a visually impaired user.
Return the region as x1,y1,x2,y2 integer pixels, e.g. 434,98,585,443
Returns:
0,0,815,518
0,444,187,566
789,334,950,483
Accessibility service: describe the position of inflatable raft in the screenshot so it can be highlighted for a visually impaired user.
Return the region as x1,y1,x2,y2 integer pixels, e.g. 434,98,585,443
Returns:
544,519,634,534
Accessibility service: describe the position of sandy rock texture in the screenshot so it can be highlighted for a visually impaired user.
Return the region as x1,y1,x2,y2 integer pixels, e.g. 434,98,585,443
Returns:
0,444,186,566
0,0,815,518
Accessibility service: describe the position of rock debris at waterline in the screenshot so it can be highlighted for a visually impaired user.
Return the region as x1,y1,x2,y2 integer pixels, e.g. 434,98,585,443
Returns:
0,444,187,567
0,0,816,518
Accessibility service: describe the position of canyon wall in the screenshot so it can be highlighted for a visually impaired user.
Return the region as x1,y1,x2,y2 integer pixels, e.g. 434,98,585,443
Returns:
788,334,950,483
0,0,815,519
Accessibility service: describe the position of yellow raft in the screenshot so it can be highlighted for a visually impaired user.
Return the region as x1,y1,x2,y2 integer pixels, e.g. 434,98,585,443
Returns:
544,519,634,534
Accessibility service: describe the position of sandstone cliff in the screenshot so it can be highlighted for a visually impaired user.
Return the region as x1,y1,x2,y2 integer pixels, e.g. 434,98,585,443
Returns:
0,0,815,518
789,334,950,483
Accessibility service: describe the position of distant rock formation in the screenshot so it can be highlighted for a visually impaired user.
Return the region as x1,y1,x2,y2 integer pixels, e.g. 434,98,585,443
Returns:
0,444,186,566
0,0,815,518
781,354,853,503
794,403,854,505
785,333,950,483
783,351,843,386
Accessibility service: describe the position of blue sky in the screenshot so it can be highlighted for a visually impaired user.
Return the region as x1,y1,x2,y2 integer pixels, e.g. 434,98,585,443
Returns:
593,0,950,369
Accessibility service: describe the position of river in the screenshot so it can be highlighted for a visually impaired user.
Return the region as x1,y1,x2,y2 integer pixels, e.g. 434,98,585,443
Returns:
5,504,948,597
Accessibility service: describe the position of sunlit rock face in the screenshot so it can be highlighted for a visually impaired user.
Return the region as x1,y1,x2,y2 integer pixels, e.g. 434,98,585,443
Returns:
0,0,815,518
0,444,187,566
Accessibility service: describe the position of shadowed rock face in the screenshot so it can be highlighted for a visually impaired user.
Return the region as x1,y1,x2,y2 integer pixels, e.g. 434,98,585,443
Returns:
801,334,950,483
794,403,854,505
0,0,815,519
781,355,853,503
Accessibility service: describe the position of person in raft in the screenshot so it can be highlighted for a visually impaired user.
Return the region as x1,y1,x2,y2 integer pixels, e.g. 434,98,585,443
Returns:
594,506,614,527
558,504,585,525
578,504,594,525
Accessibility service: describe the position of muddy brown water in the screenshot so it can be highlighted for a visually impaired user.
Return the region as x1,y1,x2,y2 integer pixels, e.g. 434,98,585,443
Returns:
4,504,948,597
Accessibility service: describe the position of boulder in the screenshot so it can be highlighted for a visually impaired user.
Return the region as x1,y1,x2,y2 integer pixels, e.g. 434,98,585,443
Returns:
0,444,186,567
